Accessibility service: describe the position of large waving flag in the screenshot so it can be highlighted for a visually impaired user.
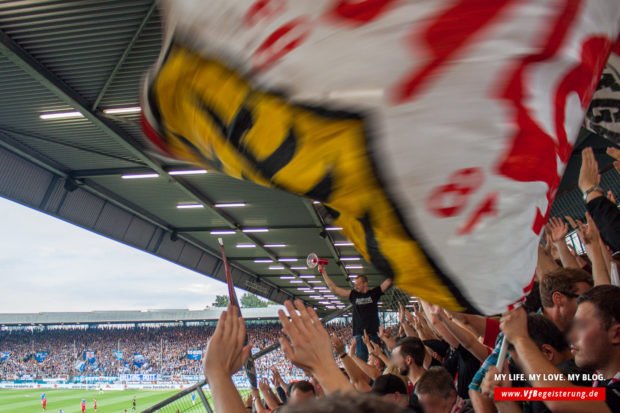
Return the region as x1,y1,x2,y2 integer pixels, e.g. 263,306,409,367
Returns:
113,350,124,361
142,0,620,314
0,351,11,362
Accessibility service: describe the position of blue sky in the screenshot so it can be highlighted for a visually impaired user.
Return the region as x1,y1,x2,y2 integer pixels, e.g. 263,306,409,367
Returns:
0,197,234,313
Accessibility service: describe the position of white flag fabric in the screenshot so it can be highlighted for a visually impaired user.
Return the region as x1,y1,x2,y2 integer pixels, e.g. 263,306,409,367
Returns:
142,0,620,314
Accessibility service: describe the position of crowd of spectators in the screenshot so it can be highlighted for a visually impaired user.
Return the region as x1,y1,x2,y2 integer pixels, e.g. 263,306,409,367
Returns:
0,323,311,381
2,147,620,413
199,147,620,413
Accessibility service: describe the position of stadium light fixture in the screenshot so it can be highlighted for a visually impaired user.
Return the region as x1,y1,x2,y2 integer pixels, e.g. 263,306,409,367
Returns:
269,265,285,270
278,258,298,262
325,227,343,231
236,243,256,248
264,243,286,248
290,266,307,270
334,242,354,246
299,275,315,278
308,280,323,284
103,106,142,114
242,228,269,233
312,201,321,204
318,301,331,305
280,276,296,279
289,280,303,284
121,173,160,179
176,203,204,209
345,265,363,269
40,111,84,119
348,274,358,278
215,202,246,208
254,259,273,263
168,169,208,176
210,230,236,235
340,257,361,261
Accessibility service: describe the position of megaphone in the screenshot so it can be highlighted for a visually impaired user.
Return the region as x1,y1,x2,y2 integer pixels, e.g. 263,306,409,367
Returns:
307,253,329,272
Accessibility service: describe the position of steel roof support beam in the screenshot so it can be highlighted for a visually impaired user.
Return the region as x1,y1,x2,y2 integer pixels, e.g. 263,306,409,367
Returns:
0,29,311,305
91,1,158,111
0,128,294,304
302,200,353,285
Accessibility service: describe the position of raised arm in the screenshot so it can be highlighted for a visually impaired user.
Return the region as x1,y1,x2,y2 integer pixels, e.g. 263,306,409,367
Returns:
258,379,281,410
422,301,460,348
332,335,371,392
537,240,561,280
501,307,611,413
377,326,397,352
547,217,580,269
574,213,611,286
435,309,490,362
318,264,351,299
278,300,354,394
446,311,487,339
380,277,393,293
203,305,252,413
348,341,383,381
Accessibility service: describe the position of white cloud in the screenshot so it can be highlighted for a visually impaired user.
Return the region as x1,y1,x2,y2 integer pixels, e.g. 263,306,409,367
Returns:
0,197,233,313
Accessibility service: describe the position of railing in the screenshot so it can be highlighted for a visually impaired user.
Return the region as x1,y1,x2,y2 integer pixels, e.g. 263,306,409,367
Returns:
141,305,353,412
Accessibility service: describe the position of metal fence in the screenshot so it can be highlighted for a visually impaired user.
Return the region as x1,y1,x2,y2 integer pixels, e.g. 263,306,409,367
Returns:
141,380,254,413
141,287,414,412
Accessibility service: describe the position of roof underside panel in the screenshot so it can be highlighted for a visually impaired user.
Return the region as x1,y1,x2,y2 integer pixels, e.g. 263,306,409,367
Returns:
0,0,156,103
2,0,613,313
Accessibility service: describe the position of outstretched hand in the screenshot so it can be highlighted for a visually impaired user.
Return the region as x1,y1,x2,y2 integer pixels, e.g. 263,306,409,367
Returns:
578,147,600,194
547,217,568,242
203,304,252,379
606,147,620,173
278,300,352,394
331,334,345,355
575,212,601,247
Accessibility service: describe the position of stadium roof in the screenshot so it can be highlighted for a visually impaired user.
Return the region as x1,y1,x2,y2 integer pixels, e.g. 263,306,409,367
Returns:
0,1,617,313
0,306,287,326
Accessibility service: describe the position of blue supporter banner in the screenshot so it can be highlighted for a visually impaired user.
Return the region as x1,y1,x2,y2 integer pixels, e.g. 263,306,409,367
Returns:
133,353,147,368
74,360,86,372
0,351,11,362
120,374,156,382
84,351,96,364
186,350,202,360
34,351,49,362
113,350,123,361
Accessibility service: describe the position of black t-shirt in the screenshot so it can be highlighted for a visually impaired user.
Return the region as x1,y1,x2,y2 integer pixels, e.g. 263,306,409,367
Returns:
409,384,423,413
349,286,382,335
442,345,481,400
530,359,594,413
601,379,620,413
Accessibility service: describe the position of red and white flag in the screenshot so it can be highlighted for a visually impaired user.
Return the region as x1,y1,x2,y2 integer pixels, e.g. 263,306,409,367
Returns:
142,0,620,314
